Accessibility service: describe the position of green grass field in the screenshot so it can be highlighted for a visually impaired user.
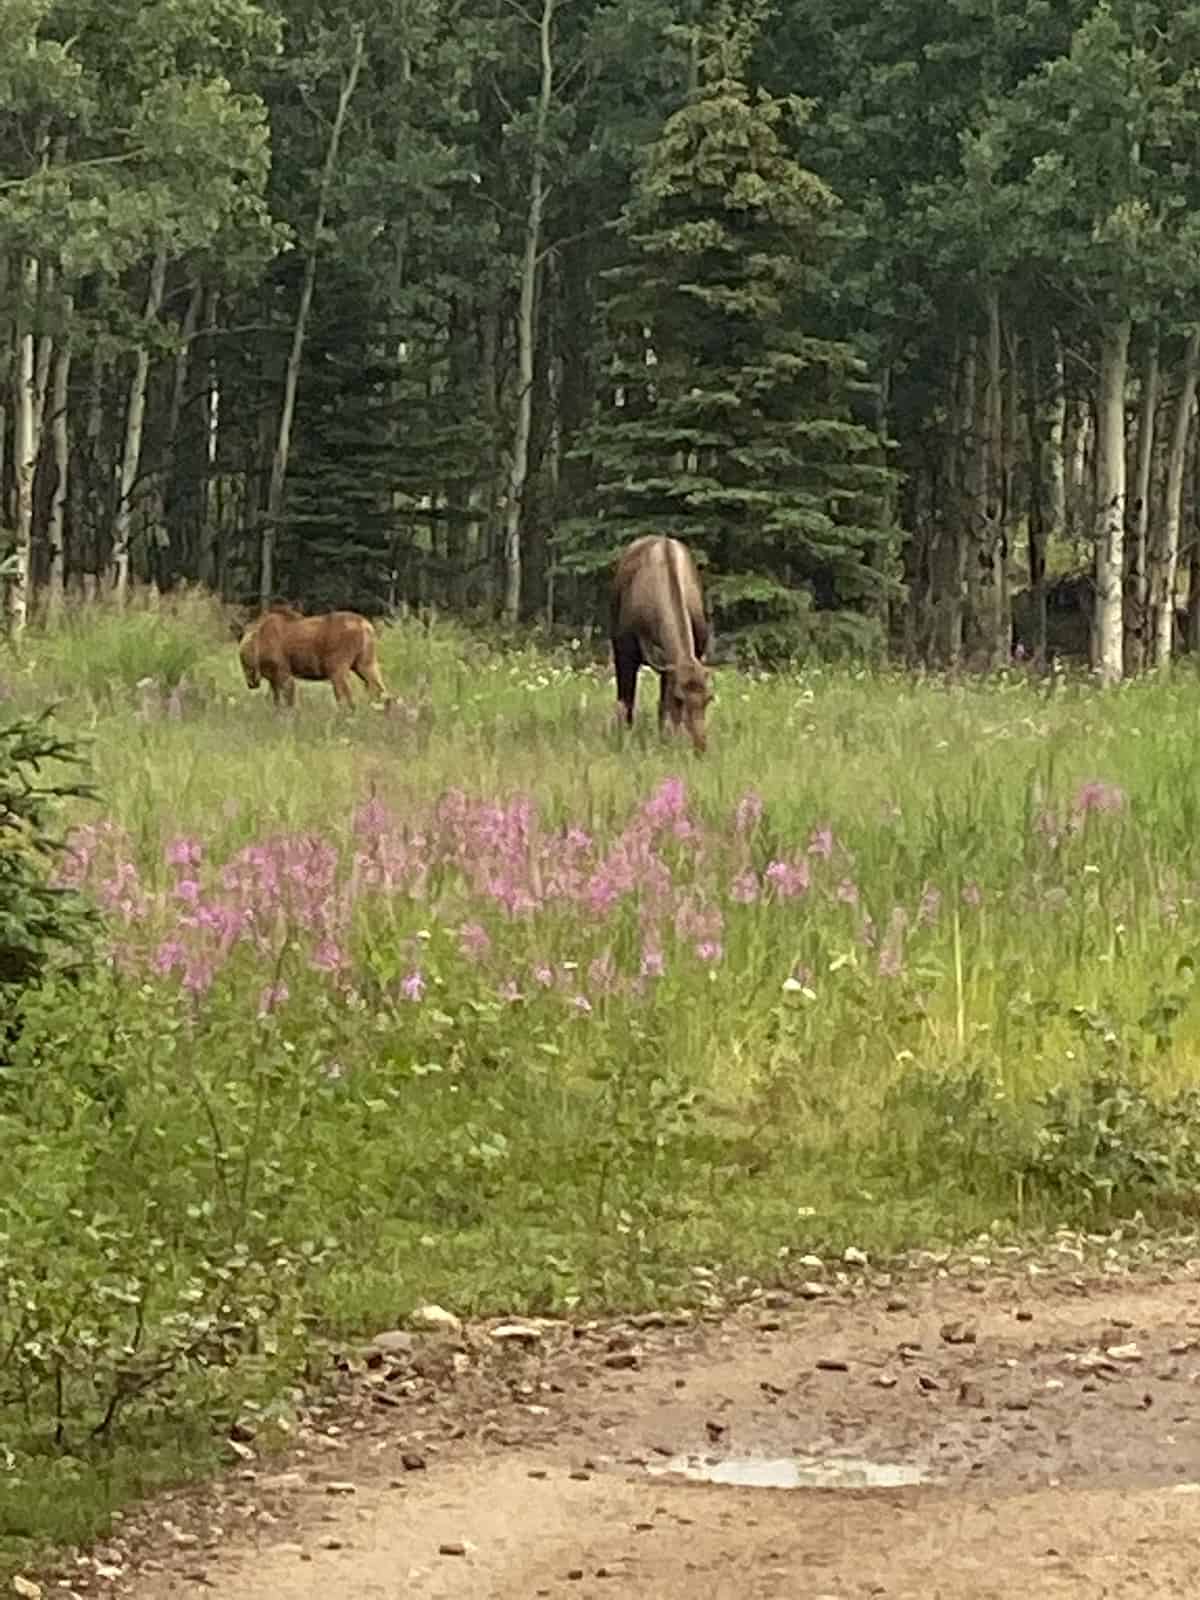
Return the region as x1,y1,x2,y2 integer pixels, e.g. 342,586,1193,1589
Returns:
5,589,1200,1570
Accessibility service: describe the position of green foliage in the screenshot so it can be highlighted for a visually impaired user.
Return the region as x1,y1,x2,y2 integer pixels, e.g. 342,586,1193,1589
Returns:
0,711,97,1004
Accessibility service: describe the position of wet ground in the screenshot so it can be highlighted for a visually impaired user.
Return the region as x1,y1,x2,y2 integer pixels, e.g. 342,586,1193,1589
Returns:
72,1262,1200,1598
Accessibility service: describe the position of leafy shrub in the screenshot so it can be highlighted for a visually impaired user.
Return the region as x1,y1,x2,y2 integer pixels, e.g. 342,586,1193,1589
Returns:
0,712,98,1041
38,598,222,704
1024,1070,1200,1209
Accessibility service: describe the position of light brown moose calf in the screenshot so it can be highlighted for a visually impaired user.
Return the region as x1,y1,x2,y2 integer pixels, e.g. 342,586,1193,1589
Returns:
237,605,389,709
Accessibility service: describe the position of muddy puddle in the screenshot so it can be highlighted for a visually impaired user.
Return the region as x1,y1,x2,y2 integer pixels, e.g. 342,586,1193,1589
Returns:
644,1452,932,1490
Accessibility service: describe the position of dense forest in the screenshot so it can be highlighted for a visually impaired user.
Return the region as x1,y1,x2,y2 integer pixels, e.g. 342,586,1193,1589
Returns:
3,0,1200,678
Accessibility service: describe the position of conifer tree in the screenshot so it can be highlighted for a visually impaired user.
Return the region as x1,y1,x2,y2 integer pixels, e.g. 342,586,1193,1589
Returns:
568,0,895,653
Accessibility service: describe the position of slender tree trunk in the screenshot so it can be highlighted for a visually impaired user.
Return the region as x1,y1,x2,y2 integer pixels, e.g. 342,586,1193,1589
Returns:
1025,336,1060,664
260,25,365,608
110,245,167,603
44,302,73,618
153,277,202,587
5,255,40,639
199,288,221,587
0,256,10,536
933,339,967,664
502,0,556,625
964,332,986,658
1094,318,1132,685
1153,329,1200,669
1126,331,1159,675
995,322,1019,664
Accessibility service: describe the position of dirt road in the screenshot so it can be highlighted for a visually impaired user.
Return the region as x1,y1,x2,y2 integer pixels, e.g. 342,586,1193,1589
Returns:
109,1264,1200,1599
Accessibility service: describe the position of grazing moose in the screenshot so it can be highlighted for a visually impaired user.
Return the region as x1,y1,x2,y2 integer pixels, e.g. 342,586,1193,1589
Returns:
237,605,389,709
610,535,712,754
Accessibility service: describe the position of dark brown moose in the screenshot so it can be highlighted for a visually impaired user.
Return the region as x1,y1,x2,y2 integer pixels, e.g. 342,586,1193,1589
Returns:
610,535,712,754
237,605,389,708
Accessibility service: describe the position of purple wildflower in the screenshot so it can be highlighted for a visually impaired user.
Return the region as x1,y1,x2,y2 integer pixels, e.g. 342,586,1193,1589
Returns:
400,970,426,1002
734,790,764,835
730,869,760,905
765,858,809,899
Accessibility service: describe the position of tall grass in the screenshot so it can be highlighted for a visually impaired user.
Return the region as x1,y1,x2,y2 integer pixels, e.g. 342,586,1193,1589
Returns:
5,596,1200,1569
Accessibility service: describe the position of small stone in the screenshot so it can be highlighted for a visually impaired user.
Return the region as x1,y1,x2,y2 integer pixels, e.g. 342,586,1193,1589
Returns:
1015,1309,1034,1322
13,1578,42,1599
229,1421,256,1444
918,1374,941,1392
816,1358,849,1372
799,1282,828,1300
411,1304,462,1335
885,1297,910,1313
569,1470,591,1481
843,1246,869,1267
401,1452,427,1472
567,1568,585,1581
604,1350,639,1370
941,1321,977,1346
491,1323,542,1346
1107,1343,1142,1362
873,1373,898,1389
325,1482,356,1496
763,1291,791,1309
371,1330,417,1358
1002,1397,1031,1412
438,1541,469,1557
958,1382,985,1408
528,1469,548,1479
318,1537,344,1551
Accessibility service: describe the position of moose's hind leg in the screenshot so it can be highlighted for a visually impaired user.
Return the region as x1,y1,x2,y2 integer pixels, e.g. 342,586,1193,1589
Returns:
613,636,641,727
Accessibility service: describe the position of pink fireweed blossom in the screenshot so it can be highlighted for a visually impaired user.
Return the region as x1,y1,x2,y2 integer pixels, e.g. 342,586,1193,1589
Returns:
588,952,617,993
730,869,760,905
765,858,810,899
175,878,201,904
399,970,426,1002
878,907,908,978
961,881,983,908
258,982,290,1016
640,941,665,979
498,979,523,1003
152,939,185,975
165,837,203,867
570,994,593,1015
836,878,859,907
807,826,835,859
734,790,764,835
532,963,555,988
674,895,723,946
1072,780,1127,817
310,938,346,973
459,921,491,959
695,940,723,964
642,776,688,829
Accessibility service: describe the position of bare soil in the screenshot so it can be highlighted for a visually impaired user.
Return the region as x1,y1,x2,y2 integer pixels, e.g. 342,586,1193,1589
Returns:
97,1265,1200,1599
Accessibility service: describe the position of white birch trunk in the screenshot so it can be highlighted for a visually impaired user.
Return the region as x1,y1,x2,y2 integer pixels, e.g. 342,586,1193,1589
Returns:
502,0,555,626
5,255,40,640
111,245,167,603
1094,319,1132,686
1153,329,1200,670
44,301,73,617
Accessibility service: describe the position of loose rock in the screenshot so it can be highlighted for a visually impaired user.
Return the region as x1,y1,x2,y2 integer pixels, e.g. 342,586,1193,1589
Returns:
411,1304,462,1335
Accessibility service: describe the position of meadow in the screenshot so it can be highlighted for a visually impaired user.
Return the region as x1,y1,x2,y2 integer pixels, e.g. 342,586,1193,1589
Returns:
5,590,1200,1567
